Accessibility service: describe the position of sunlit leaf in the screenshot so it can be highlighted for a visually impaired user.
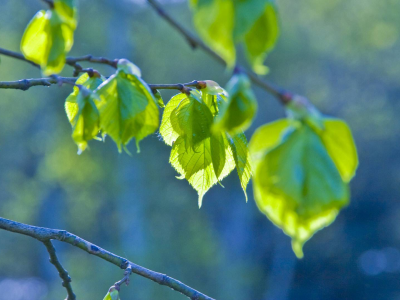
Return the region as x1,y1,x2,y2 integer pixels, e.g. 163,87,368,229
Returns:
190,0,236,68
160,93,189,146
65,73,104,153
227,133,252,201
170,133,235,207
161,88,250,206
95,62,159,152
213,73,257,135
170,91,213,151
21,0,77,75
153,89,165,108
250,122,350,258
243,3,279,74
321,119,358,182
190,0,279,72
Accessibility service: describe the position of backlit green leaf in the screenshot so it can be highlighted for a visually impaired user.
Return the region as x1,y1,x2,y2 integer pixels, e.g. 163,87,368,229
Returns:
250,122,350,258
213,74,257,135
321,119,358,182
243,3,279,74
190,0,236,68
65,73,104,154
190,0,279,72
227,133,252,201
170,92,213,151
153,89,165,108
21,0,77,75
170,133,235,207
161,87,250,206
95,64,159,153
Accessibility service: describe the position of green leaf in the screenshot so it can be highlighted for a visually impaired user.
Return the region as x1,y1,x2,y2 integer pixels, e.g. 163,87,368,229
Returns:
103,286,120,300
191,0,236,68
95,68,159,153
227,133,252,201
213,74,258,135
159,93,187,146
153,89,165,108
21,1,77,75
170,92,213,151
321,119,358,182
65,73,104,153
190,0,279,72
170,133,235,207
243,3,279,74
250,122,350,258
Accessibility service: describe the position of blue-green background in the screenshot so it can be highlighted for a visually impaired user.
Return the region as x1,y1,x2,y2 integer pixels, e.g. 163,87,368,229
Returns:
0,0,399,299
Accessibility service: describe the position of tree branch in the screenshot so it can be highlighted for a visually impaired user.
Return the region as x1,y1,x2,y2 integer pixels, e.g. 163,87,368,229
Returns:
43,240,76,300
0,217,215,300
146,0,293,105
0,48,118,76
0,77,206,93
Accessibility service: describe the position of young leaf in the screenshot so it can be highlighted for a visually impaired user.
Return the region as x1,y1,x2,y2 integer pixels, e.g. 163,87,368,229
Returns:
213,73,258,135
243,3,279,74
159,93,187,146
250,122,350,258
20,0,77,75
320,119,358,182
65,73,104,154
95,62,159,152
190,0,236,68
153,89,165,108
227,133,252,201
170,92,213,151
170,133,235,207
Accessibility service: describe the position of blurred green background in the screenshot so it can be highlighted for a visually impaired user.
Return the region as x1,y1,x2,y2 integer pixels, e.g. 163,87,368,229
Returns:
0,0,399,299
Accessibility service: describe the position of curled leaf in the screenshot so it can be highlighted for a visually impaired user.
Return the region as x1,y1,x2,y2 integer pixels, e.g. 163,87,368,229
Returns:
65,73,104,154
21,0,77,75
213,73,257,135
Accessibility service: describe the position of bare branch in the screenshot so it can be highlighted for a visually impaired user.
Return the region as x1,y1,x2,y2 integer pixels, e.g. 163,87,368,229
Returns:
0,77,207,94
0,217,215,300
0,48,118,76
114,264,133,288
146,0,293,104
43,240,76,300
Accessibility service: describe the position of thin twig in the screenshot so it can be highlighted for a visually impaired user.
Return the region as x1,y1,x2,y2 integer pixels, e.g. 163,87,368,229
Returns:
146,0,293,104
115,264,133,288
0,48,118,76
43,240,76,300
0,217,215,300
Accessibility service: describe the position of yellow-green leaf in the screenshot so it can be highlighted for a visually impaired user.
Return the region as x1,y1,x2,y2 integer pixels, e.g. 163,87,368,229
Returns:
170,133,235,207
250,122,349,258
191,0,236,68
65,73,104,153
227,133,252,201
159,93,187,146
321,119,358,182
244,3,279,74
213,74,257,135
95,69,159,152
170,92,213,151
21,1,77,75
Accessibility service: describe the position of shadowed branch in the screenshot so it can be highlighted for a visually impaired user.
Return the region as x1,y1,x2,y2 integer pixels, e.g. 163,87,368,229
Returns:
0,217,215,300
